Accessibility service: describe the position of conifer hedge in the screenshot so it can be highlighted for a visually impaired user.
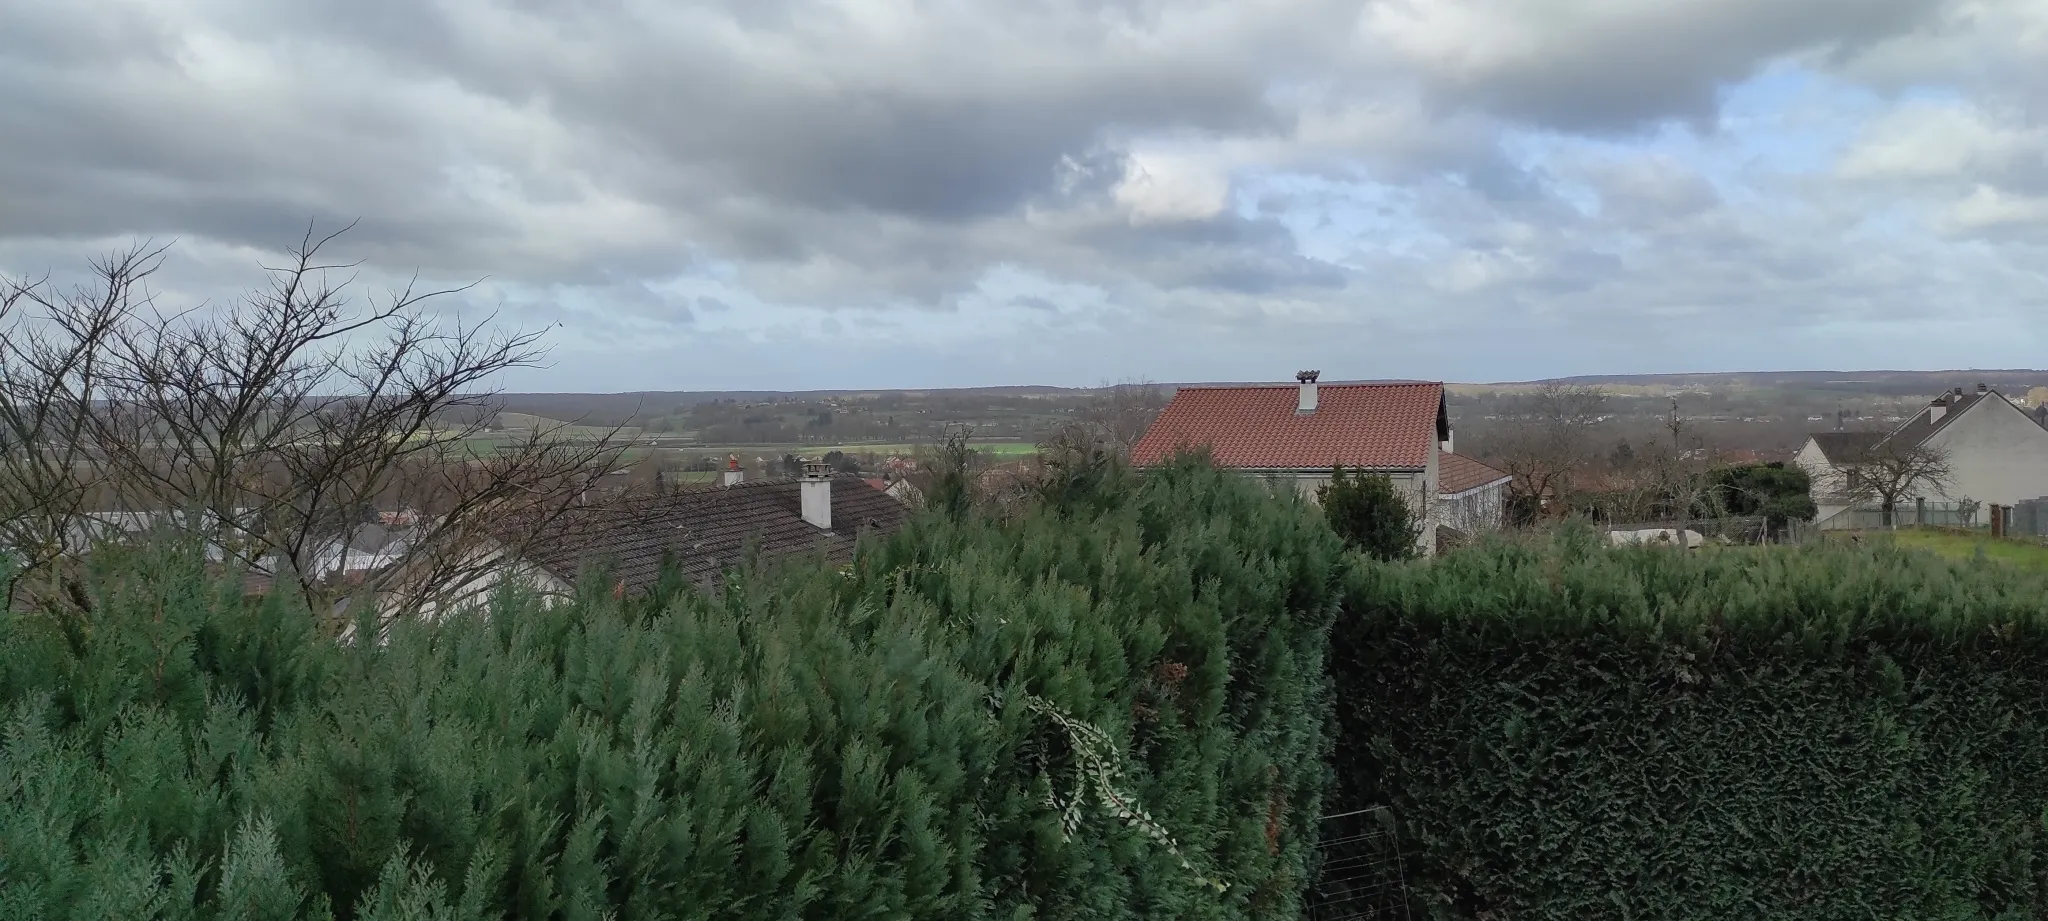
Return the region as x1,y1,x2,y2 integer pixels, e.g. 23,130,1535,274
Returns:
1331,530,2048,920
0,459,1346,919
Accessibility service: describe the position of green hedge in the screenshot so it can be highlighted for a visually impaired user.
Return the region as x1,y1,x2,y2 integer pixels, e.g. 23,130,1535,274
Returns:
0,459,1346,920
1332,530,2048,921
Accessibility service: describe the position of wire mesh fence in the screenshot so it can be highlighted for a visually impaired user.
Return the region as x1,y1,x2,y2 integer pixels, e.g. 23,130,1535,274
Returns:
1305,807,1410,921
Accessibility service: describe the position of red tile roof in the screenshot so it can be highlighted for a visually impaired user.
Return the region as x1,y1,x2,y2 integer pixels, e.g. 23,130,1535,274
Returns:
1437,452,1511,495
1131,382,1446,470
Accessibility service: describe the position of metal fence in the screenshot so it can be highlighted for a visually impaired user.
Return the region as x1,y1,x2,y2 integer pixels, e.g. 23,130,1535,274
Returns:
1817,500,1981,531
1305,808,1410,921
2011,498,2048,537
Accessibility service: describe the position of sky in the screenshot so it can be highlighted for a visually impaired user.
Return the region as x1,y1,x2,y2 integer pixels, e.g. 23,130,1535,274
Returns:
3,0,2048,391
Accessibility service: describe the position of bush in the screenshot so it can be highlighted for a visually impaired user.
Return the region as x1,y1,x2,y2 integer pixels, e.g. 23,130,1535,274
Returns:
1318,466,1418,561
0,457,1344,920
1709,462,1817,535
1330,529,2048,920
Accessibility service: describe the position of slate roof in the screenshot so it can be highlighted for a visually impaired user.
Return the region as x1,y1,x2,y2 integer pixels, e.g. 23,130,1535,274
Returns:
1130,381,1448,470
508,475,908,595
1809,388,2044,463
1438,452,1511,495
1808,431,1884,464
1879,390,1994,451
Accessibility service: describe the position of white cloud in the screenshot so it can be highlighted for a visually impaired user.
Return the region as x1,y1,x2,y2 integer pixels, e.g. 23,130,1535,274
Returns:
1941,183,2048,233
1836,99,2044,181
1113,152,1233,224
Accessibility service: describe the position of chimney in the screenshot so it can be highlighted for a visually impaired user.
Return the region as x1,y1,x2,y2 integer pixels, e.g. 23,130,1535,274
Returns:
722,453,744,487
1295,370,1320,415
800,461,833,530
1977,382,1989,395
1928,397,1947,424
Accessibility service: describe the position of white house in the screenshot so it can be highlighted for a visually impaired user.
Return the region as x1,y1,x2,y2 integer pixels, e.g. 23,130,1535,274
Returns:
1795,384,2048,528
1437,452,1513,534
1130,371,1451,555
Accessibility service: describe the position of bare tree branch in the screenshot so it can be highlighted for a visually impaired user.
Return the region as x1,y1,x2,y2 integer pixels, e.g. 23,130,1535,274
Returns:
0,225,626,627
1838,440,1954,528
1484,382,1608,518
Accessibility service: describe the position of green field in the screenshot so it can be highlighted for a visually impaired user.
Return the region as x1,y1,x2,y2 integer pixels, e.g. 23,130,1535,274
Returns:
1838,527,2048,572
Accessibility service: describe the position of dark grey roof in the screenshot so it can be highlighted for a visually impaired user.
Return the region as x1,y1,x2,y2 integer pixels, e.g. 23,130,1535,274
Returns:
509,474,909,595
1879,390,1994,451
1808,431,1883,464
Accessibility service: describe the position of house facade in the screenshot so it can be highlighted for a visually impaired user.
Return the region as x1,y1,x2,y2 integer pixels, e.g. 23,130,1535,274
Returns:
1437,452,1513,534
1130,371,1451,555
1796,384,2048,528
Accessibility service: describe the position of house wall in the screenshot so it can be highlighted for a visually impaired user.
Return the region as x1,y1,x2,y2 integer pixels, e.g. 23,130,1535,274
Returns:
1439,480,1508,533
1254,460,1438,555
1793,439,1856,528
1921,397,2048,506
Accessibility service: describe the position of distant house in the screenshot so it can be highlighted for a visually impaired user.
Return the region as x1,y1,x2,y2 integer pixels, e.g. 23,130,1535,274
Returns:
1130,371,1451,555
1793,431,1886,526
1795,384,2048,528
1437,452,1512,534
864,476,921,506
461,465,909,608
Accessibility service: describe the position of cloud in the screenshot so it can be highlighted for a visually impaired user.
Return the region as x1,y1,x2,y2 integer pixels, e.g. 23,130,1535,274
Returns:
5,0,2048,388
1360,0,1945,132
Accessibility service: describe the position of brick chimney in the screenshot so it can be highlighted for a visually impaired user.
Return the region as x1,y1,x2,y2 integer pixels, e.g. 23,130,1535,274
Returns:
722,453,744,487
800,461,833,530
1295,370,1320,415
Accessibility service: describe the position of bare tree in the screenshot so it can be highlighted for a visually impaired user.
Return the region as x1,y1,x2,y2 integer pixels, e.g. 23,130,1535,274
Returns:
1056,377,1168,460
0,225,627,624
1486,382,1609,517
1839,440,1955,528
1643,398,1719,547
0,246,157,611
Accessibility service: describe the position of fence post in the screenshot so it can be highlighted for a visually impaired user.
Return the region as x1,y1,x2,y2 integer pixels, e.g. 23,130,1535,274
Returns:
1915,497,1926,526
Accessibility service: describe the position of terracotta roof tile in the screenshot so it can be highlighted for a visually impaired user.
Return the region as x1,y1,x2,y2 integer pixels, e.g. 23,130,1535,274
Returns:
1130,382,1446,469
1438,452,1510,495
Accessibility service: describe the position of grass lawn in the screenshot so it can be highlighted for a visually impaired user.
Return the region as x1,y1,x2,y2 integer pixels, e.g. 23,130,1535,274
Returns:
1842,527,2048,572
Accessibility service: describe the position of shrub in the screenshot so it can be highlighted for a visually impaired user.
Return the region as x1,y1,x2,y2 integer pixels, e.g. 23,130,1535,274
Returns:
1330,530,2048,920
1,457,1344,920
1318,466,1418,561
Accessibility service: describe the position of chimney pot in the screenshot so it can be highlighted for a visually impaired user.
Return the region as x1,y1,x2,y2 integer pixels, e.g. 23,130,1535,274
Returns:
722,453,745,486
800,461,833,529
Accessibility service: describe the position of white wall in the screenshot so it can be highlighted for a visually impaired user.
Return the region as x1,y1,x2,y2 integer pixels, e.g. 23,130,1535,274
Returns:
1922,396,2048,506
1261,461,1438,554
1793,438,1860,528
1793,439,1843,495
1439,480,1508,533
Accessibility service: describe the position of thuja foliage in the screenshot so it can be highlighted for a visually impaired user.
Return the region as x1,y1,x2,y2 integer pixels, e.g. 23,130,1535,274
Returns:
0,455,1345,920
1331,527,2048,920
1317,466,1417,561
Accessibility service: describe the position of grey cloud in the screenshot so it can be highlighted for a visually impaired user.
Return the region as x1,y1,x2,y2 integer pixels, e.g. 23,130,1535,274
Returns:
1380,0,1949,133
5,0,2048,388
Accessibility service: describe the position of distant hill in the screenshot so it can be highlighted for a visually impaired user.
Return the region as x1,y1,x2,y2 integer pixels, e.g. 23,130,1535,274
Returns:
1477,370,2048,397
